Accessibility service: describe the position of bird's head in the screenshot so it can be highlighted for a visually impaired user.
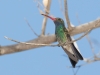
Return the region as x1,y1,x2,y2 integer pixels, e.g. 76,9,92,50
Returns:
42,14,65,27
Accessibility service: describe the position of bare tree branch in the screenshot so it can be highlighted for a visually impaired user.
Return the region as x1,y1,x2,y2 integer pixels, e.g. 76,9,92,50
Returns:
58,0,64,16
0,19,100,55
25,18,39,37
0,35,56,55
86,35,96,56
4,36,58,47
41,0,51,36
41,16,48,35
69,19,100,44
70,18,100,35
64,0,72,30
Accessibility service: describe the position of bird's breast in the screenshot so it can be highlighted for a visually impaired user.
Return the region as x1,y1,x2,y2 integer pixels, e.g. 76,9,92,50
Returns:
55,28,67,45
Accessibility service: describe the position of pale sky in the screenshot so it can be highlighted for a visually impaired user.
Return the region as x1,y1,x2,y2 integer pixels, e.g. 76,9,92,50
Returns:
0,0,100,75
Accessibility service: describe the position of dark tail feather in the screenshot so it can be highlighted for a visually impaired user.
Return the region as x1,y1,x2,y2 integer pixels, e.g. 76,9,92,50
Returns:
67,34,83,60
72,43,83,60
69,57,77,68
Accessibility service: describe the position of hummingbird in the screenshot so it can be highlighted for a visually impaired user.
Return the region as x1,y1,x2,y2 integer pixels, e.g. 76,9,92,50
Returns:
42,14,83,68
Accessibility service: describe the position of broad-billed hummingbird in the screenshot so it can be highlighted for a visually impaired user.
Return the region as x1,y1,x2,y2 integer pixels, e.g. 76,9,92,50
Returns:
42,14,83,68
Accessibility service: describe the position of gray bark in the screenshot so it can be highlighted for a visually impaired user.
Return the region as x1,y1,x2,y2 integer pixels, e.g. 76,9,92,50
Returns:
0,19,100,55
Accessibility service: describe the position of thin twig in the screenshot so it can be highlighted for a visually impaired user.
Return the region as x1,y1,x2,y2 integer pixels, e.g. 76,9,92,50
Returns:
67,18,100,45
67,54,100,69
4,36,58,47
67,57,100,75
72,66,81,75
67,65,81,75
72,68,75,75
58,0,64,15
64,0,72,30
35,0,44,10
65,29,91,45
41,0,51,36
76,13,81,24
86,35,96,56
34,0,49,36
74,66,81,75
76,14,96,56
59,0,67,25
24,18,39,37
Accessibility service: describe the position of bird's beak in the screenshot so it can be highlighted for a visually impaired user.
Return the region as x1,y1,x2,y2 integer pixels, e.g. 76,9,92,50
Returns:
42,14,56,21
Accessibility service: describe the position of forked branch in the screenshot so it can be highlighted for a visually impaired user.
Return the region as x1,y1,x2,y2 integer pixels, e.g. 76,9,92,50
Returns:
0,19,100,55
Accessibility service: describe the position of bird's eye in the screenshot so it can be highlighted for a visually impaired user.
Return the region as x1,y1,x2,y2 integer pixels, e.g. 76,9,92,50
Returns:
57,18,63,22
58,18,60,20
58,18,61,21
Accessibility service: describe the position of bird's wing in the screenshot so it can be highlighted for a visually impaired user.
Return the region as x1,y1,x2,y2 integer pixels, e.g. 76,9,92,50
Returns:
62,28,83,60
71,37,84,60
62,45,78,62
66,34,83,60
71,37,80,52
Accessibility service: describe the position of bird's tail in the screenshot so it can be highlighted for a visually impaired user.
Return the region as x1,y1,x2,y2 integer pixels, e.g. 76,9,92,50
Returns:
69,57,77,68
67,34,84,60
71,43,83,60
